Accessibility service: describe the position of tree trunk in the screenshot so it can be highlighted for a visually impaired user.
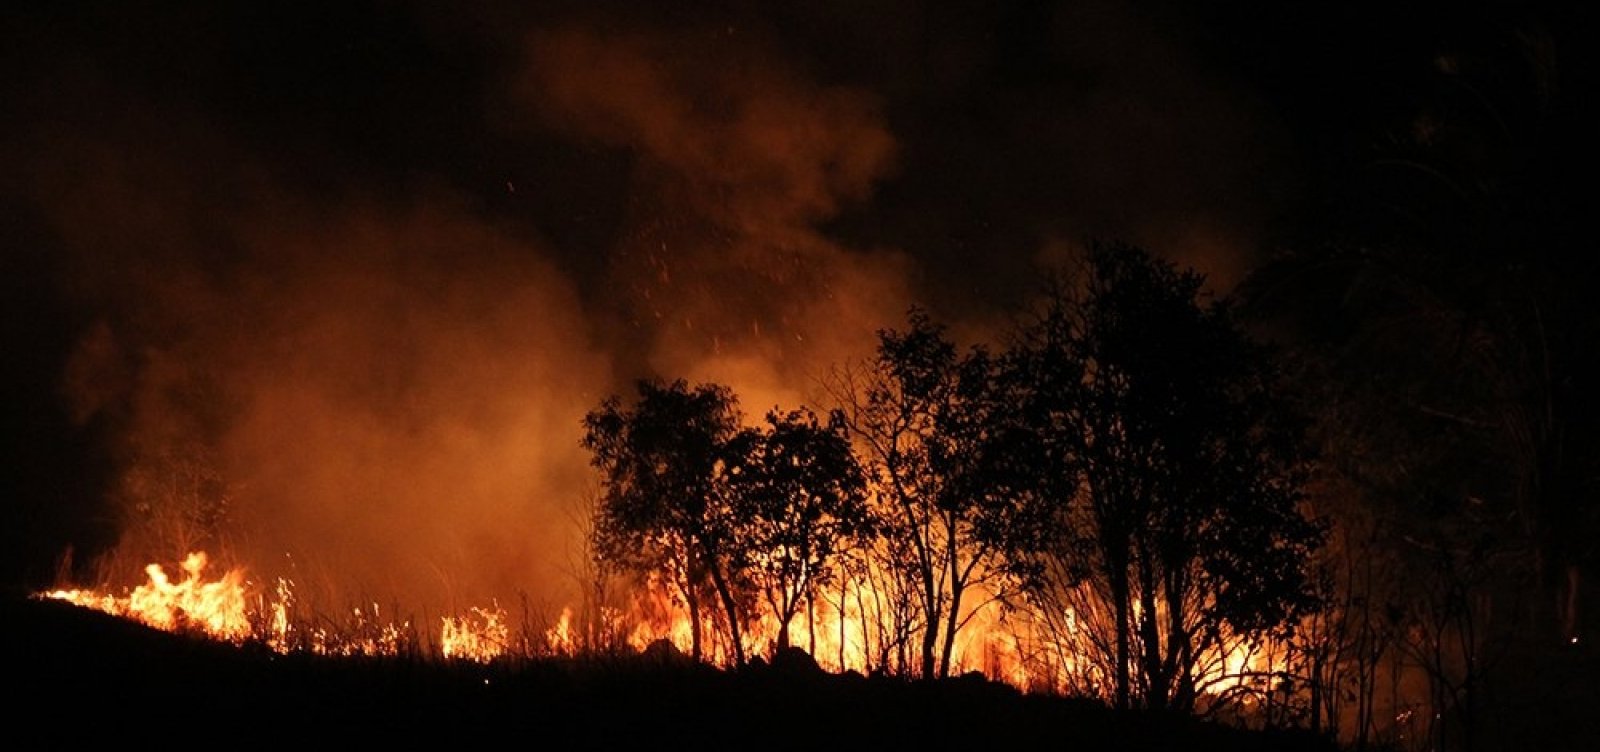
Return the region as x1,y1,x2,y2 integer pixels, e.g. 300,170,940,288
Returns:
1138,563,1166,711
939,511,964,678
838,581,849,670
808,594,817,656
1309,631,1325,735
686,587,703,662
921,566,941,679
708,563,745,666
1164,564,1194,713
772,587,797,652
1110,562,1132,710
775,603,793,651
941,577,963,678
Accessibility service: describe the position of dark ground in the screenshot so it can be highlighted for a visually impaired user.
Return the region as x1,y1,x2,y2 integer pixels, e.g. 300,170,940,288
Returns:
2,592,1337,749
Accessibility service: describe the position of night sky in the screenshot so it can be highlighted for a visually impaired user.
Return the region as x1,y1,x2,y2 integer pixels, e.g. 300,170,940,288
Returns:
1,1,1591,602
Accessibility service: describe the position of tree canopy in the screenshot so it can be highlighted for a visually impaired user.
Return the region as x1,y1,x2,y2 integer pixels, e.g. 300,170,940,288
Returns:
997,242,1324,711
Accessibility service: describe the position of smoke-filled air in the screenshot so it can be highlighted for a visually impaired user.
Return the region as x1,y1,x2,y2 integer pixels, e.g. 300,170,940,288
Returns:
13,12,929,626
17,5,1265,617
6,3,1591,749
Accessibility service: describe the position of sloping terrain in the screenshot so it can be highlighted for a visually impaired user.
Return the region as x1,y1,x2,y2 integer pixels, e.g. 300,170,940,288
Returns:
2,592,1335,749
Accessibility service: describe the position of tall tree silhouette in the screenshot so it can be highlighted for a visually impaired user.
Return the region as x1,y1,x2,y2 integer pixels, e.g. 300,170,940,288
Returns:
581,379,748,664
1003,243,1323,711
831,311,1018,679
725,407,871,652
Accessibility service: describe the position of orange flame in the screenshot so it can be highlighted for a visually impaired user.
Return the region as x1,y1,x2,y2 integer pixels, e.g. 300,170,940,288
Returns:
440,603,509,663
45,551,251,642
40,549,1287,705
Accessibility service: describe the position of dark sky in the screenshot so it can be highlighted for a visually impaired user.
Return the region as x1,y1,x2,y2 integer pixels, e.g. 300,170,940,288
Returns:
1,0,1589,598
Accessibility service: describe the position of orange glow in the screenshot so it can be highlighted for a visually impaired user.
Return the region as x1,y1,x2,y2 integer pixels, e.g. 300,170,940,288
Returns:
45,551,251,642
42,550,509,662
40,549,1286,708
545,606,576,655
440,604,509,663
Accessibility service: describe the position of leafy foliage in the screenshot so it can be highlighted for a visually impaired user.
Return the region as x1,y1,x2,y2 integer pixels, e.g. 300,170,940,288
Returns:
581,379,745,662
725,407,871,649
999,243,1324,710
583,380,876,663
834,311,1021,679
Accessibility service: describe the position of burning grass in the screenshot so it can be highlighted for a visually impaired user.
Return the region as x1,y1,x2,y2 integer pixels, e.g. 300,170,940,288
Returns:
45,551,252,642
28,550,1324,748
4,591,1337,750
38,551,514,662
37,548,1305,727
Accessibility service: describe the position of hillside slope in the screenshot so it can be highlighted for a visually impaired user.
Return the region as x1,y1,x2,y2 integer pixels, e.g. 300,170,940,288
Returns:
2,593,1336,749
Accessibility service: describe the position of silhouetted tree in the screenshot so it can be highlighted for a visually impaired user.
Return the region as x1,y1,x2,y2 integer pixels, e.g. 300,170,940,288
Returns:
831,310,1019,679
1001,243,1324,712
725,407,872,652
581,379,749,664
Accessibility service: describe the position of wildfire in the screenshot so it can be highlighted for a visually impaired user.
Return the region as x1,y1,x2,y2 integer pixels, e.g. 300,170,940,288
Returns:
45,551,251,642
41,551,509,664
440,604,509,662
39,549,1287,699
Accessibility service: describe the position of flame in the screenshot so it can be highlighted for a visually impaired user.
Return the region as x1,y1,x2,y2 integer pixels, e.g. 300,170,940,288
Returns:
545,606,576,655
45,551,251,642
40,549,1285,705
265,577,294,652
41,550,505,662
606,571,1284,703
440,604,509,663
303,604,414,658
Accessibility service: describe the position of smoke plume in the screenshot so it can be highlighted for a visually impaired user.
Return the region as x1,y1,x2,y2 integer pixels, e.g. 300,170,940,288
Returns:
520,24,911,413
2,2,1294,616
